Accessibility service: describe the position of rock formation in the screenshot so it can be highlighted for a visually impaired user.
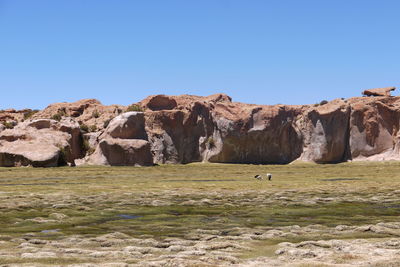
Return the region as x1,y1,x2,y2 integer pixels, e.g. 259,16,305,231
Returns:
86,112,153,166
299,99,351,163
2,92,400,167
92,138,153,166
362,87,396,97
0,119,84,167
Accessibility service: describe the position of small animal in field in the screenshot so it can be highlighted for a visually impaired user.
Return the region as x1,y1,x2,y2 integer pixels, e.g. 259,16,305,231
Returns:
266,173,272,181
254,175,263,180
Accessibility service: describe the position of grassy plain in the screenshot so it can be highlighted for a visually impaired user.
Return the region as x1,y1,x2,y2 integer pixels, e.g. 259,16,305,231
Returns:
0,162,400,265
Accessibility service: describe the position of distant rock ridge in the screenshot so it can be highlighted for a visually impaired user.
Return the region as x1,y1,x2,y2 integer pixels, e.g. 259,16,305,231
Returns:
1,92,400,167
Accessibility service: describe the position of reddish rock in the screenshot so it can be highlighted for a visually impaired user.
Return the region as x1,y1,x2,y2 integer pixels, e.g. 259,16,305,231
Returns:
27,119,56,129
5,93,400,167
207,105,304,164
145,101,214,164
103,112,147,140
140,95,178,111
362,87,396,97
89,138,153,166
32,99,124,131
348,97,400,160
299,99,351,163
0,119,85,167
0,109,31,123
0,142,61,167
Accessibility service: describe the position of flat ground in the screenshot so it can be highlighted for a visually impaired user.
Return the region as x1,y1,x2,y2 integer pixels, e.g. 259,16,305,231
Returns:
1,162,400,266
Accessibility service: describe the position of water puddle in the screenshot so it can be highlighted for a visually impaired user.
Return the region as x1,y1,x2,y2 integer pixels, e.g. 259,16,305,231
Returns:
93,214,143,225
320,178,362,182
41,229,60,233
377,204,400,209
118,214,142,219
165,179,236,182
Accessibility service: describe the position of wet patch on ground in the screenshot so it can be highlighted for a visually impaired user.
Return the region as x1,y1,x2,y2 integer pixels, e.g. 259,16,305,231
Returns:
320,178,362,181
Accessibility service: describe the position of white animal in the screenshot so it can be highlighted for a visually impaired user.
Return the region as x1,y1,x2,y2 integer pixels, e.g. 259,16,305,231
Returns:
267,173,272,181
254,175,263,180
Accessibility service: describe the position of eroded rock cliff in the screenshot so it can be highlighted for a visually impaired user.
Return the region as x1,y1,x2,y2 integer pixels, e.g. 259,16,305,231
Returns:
1,93,400,167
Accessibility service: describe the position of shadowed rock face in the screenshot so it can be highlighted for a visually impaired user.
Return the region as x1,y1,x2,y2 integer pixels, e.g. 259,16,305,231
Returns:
2,93,400,167
300,100,351,163
208,106,303,164
348,97,400,160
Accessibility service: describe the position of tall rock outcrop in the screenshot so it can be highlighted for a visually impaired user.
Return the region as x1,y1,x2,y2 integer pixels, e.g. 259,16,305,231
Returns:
299,99,351,163
3,92,400,167
205,104,304,164
143,96,215,164
348,97,400,160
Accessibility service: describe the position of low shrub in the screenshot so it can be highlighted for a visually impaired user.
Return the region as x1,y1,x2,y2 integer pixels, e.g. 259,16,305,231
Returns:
57,146,68,166
82,139,95,155
126,104,144,112
51,113,62,121
206,136,216,149
92,110,100,118
23,109,39,120
103,118,112,128
89,125,97,132
80,123,89,133
2,121,14,129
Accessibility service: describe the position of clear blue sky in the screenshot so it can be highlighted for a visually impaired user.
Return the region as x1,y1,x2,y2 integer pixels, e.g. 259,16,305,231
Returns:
0,0,399,109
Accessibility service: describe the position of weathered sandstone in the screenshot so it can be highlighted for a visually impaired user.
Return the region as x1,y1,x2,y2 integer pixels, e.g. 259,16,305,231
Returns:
0,119,84,167
2,92,400,167
362,86,396,97
103,111,147,140
89,138,153,166
140,94,178,111
85,112,152,166
299,99,351,163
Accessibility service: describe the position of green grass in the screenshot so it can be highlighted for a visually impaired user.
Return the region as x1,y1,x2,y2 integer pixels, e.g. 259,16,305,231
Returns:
0,162,400,241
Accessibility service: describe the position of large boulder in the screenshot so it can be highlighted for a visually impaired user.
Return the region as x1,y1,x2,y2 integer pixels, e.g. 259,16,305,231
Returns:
0,142,61,167
88,138,153,166
103,112,147,140
0,119,85,167
27,118,84,160
362,87,395,97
